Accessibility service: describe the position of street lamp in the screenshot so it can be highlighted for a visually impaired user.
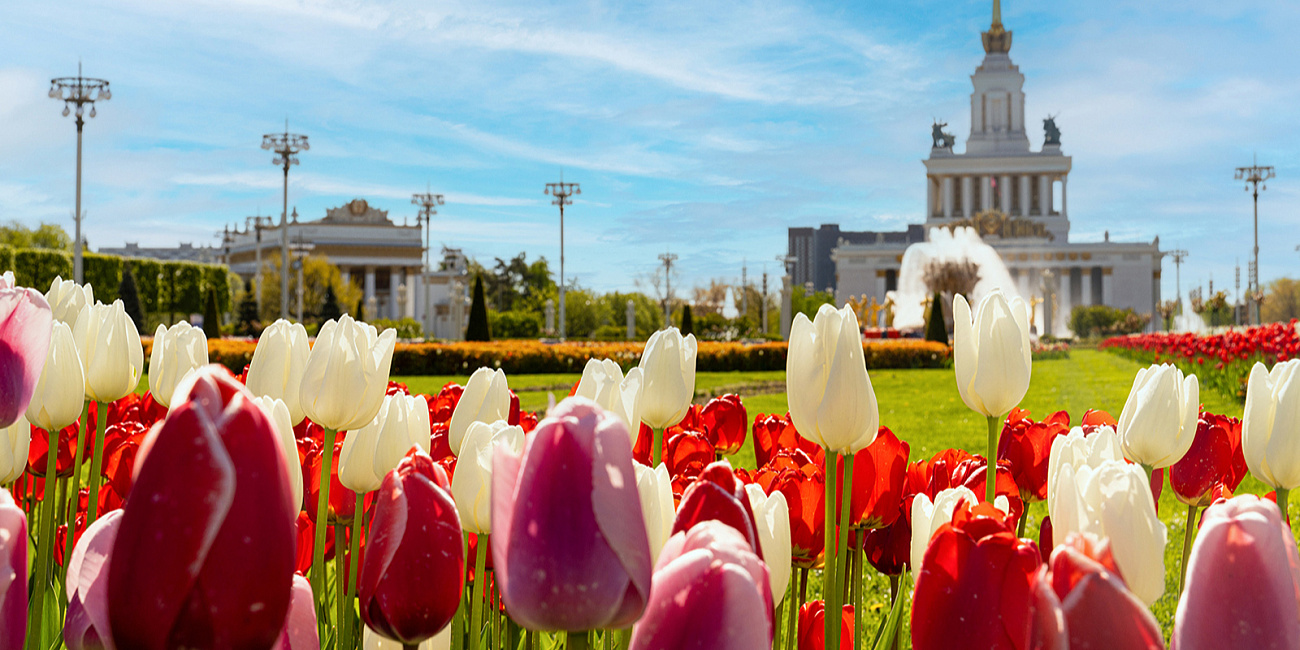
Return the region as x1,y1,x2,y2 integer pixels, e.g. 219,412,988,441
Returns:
261,121,309,320
49,63,111,284
544,179,580,340
412,188,445,273
1235,155,1274,326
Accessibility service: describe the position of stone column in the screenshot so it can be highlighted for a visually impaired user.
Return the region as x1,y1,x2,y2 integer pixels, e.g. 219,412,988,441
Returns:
1039,175,1052,216
1080,271,1092,307
544,299,555,335
1102,268,1114,305
780,275,793,340
626,300,636,340
390,266,402,320
1000,174,1012,213
1061,175,1068,218
364,266,376,315
1019,175,1031,216
1058,268,1072,333
341,268,351,287
978,176,989,211
926,176,935,217
405,268,417,319
960,176,972,218
942,176,954,218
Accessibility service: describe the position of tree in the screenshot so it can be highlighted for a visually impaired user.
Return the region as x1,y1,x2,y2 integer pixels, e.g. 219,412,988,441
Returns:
256,254,362,324
465,275,491,341
118,263,146,331
0,220,72,251
925,291,947,343
1263,277,1300,323
692,279,729,316
923,259,980,299
680,304,694,336
791,286,835,321
237,279,260,336
202,287,221,339
355,296,365,323
320,284,342,323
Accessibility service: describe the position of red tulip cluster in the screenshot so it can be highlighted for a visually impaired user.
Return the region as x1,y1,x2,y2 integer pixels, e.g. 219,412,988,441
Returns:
1102,320,1300,398
632,394,748,495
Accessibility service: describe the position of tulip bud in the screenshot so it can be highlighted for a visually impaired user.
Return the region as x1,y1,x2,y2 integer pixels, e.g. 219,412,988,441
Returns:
787,304,879,455
1173,495,1300,649
574,358,644,440
797,600,853,650
672,461,765,559
0,488,27,650
952,290,1031,419
148,321,208,408
64,510,121,650
246,319,311,425
1117,363,1199,469
449,420,523,534
910,487,1010,579
629,521,773,650
108,367,297,650
1242,359,1300,490
26,321,86,432
359,450,464,645
0,274,53,428
638,328,697,430
448,367,510,455
745,483,792,602
0,416,29,485
339,393,432,495
73,300,143,404
45,276,93,325
253,396,304,513
299,315,396,432
493,397,652,630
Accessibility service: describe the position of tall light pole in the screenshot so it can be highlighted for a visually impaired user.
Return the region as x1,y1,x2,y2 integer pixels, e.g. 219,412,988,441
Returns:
658,251,678,328
545,179,580,340
1168,249,1188,313
262,121,309,320
49,63,111,284
1235,155,1274,325
412,188,444,272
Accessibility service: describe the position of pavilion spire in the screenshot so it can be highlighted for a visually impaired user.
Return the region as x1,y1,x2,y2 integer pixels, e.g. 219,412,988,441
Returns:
981,0,1012,54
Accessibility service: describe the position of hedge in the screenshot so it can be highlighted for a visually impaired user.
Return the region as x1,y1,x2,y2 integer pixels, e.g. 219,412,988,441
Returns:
149,338,952,375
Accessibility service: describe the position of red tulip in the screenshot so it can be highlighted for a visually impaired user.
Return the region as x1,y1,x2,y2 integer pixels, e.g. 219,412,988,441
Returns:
997,409,1069,502
63,510,121,650
755,451,824,567
108,367,297,650
700,394,747,455
847,426,909,529
628,522,773,650
911,501,1040,650
1172,495,1300,649
428,421,455,462
0,277,52,428
1028,532,1164,650
359,449,464,645
492,398,652,631
1169,411,1246,507
0,488,26,650
752,412,824,468
303,434,369,524
428,382,463,423
1079,409,1117,434
797,600,852,650
862,499,911,575
665,429,714,478
26,421,81,479
673,460,764,559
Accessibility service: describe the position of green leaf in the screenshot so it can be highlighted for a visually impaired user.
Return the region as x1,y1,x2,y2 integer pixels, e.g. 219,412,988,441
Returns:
871,570,909,650
41,586,61,650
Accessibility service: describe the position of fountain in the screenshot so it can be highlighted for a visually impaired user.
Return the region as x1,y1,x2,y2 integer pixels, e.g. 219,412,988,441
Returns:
891,226,1034,331
1171,296,1206,333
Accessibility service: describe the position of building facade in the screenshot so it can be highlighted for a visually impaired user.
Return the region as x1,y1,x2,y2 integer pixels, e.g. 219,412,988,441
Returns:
793,4,1162,333
100,242,222,264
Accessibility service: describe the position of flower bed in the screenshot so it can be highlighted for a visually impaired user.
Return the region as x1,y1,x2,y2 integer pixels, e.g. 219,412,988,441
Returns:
1100,320,1300,400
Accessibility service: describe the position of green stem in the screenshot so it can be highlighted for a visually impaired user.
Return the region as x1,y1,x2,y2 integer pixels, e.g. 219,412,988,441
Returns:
86,402,108,524
452,533,468,650
1178,504,1198,595
772,589,786,650
889,576,901,650
1278,487,1291,522
985,414,1000,504
1016,511,1028,539
830,453,854,650
617,628,632,650
470,533,489,649
345,492,364,650
568,631,592,650
334,522,346,649
1140,463,1154,485
63,401,90,570
312,427,338,638
652,427,663,468
854,546,864,650
786,567,806,650
823,450,838,650
30,429,61,647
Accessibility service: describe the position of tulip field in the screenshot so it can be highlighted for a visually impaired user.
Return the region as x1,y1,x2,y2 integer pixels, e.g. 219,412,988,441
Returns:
4,277,1300,650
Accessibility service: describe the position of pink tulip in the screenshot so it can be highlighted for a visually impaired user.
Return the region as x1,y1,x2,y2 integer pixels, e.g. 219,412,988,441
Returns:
276,575,319,650
0,272,53,428
671,460,764,559
1172,495,1300,649
629,521,773,650
0,488,26,650
64,510,122,650
107,366,297,650
492,397,652,631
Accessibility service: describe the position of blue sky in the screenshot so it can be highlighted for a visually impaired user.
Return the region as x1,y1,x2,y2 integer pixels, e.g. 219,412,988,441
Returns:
2,0,1298,299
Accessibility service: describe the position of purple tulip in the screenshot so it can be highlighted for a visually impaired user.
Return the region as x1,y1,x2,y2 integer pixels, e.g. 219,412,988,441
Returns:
1173,494,1300,649
107,367,298,650
276,575,319,650
629,521,774,650
0,272,53,428
64,510,122,650
492,397,652,631
0,488,26,650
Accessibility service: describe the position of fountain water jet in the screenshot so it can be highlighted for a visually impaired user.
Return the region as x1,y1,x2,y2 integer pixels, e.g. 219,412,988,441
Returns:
890,226,1023,330
1171,296,1206,333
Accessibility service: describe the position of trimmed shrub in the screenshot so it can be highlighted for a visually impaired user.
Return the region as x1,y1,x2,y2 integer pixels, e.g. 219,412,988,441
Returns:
119,263,146,331
465,275,490,342
83,253,122,304
925,291,947,344
491,309,543,339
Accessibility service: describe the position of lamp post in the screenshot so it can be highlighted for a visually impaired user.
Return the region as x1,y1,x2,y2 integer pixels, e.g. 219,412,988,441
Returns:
412,189,444,330
1235,156,1274,326
290,221,314,323
544,179,580,340
246,215,274,314
1168,249,1188,315
49,63,110,284
261,121,309,320
659,251,678,328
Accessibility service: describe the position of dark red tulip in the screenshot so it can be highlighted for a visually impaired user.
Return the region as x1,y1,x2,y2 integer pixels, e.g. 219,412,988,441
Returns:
847,426,909,529
1038,516,1053,563
797,600,852,650
911,501,1040,650
428,421,455,462
1028,533,1164,650
752,412,823,469
359,449,464,645
492,398,652,631
108,366,296,650
428,382,463,423
862,499,911,575
700,394,747,455
997,409,1070,503
1169,411,1246,507
672,460,764,559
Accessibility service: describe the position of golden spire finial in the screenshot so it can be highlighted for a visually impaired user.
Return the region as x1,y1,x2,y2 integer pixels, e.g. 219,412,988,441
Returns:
981,0,1012,54
993,0,1002,27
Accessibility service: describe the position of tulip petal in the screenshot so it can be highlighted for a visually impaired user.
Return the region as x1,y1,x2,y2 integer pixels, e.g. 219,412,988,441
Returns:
0,287,53,428
0,491,27,650
66,510,122,650
278,575,319,650
1243,362,1277,487
952,293,984,416
1265,365,1300,488
786,314,826,448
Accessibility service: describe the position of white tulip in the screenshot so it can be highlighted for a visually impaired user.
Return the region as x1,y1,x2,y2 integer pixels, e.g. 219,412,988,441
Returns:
44,276,93,325
245,319,311,425
911,487,1009,579
148,321,209,408
787,304,879,455
339,392,431,495
0,415,31,484
574,359,645,441
638,327,697,430
745,483,792,602
1117,363,1199,469
1243,360,1300,491
299,315,396,431
73,300,144,403
1046,425,1124,517
1050,459,1167,604
636,462,675,564
252,396,304,513
448,367,510,455
26,321,85,431
450,420,524,534
953,290,1032,419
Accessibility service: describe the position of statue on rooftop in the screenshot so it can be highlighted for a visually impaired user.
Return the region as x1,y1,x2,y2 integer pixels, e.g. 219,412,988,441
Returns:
931,121,956,149
1044,116,1061,146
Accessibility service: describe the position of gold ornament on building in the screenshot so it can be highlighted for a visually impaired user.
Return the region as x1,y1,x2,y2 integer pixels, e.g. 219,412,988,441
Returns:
941,209,1054,241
